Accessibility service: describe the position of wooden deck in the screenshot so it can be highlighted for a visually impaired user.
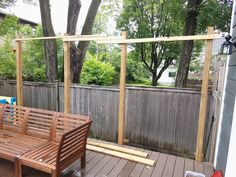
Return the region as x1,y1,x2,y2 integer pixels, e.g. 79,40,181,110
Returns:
0,148,214,177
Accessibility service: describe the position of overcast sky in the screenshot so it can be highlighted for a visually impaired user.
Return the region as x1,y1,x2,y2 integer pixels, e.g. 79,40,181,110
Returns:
1,0,92,34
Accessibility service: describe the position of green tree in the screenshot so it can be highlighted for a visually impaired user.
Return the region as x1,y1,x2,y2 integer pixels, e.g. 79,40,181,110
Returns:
34,0,102,83
175,0,232,87
198,0,232,32
117,0,184,86
0,15,47,81
80,58,115,85
23,25,46,81
0,15,20,35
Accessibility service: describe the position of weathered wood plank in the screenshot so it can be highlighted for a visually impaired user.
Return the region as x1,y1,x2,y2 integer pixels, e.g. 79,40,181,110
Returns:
173,156,185,177
119,161,137,177
194,160,204,173
82,153,105,173
184,158,194,173
151,153,168,177
203,162,214,177
107,159,128,177
95,157,120,177
140,151,159,177
85,155,112,177
162,155,176,177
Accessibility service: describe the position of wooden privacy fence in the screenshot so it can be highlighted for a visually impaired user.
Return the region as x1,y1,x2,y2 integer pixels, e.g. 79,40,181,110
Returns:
0,80,212,157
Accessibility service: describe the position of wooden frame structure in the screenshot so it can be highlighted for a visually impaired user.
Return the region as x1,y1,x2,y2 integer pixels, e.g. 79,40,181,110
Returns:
15,27,222,161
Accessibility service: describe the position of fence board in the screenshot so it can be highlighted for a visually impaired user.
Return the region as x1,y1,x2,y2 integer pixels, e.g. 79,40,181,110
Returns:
0,80,212,157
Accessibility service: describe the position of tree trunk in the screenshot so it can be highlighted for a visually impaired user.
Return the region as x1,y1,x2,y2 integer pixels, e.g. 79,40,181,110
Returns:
152,71,157,86
39,0,57,83
152,58,173,86
175,0,202,88
72,0,101,83
66,0,81,82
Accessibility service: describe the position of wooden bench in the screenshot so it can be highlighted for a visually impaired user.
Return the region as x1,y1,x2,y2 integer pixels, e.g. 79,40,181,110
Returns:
0,104,92,177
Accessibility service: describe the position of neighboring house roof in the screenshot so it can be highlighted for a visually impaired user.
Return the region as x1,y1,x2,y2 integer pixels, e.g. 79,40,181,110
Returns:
0,10,38,27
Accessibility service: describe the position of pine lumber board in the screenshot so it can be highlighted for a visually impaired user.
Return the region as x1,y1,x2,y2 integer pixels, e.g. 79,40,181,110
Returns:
87,140,148,158
118,31,128,145
15,34,221,43
196,27,214,161
86,145,155,166
15,35,121,42
97,34,222,44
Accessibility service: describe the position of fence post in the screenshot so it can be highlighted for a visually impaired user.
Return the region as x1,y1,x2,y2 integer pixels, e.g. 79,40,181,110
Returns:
16,35,23,106
3,79,7,96
196,27,214,161
55,80,59,112
118,31,128,145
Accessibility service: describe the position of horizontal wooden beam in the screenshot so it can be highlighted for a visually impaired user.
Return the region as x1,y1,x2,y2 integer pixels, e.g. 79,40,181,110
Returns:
96,34,222,44
15,34,222,43
15,34,116,42
63,36,122,42
87,140,148,157
86,145,155,166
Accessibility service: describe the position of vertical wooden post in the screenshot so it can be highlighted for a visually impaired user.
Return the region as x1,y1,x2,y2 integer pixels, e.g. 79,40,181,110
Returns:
64,39,71,113
118,31,128,145
16,35,23,106
196,27,214,161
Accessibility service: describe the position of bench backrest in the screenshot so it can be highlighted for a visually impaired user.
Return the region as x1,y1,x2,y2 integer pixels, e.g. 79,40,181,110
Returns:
0,104,90,141
26,107,56,140
0,104,28,133
56,119,92,171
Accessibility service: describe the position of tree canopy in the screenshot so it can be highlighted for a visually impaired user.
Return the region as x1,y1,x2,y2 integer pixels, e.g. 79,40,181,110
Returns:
117,0,185,86
0,15,46,81
175,0,232,87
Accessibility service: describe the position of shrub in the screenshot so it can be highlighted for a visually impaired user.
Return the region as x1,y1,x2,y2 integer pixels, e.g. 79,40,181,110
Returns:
80,58,115,85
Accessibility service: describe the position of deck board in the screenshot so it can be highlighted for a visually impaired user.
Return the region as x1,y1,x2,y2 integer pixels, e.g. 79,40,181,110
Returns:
140,151,159,177
184,158,194,172
129,150,149,177
85,155,112,177
194,160,204,173
173,156,185,177
162,155,176,177
95,156,120,177
119,161,137,177
107,159,128,177
83,153,105,173
0,147,214,177
151,153,168,177
204,162,215,177
129,162,145,177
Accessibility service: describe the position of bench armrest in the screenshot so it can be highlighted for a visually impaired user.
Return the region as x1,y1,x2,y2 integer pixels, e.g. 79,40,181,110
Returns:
55,119,92,171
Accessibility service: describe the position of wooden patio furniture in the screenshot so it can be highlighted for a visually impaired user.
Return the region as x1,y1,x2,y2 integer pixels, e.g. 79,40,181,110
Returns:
0,104,92,177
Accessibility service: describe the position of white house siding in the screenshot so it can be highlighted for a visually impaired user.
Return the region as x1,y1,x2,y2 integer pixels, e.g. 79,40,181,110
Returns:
215,1,236,174
225,97,236,177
